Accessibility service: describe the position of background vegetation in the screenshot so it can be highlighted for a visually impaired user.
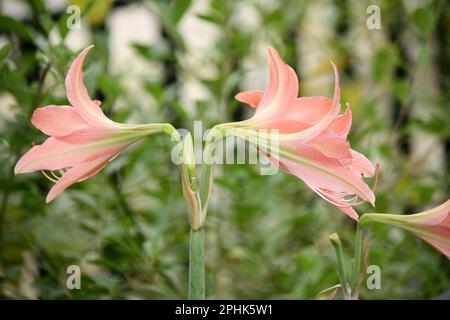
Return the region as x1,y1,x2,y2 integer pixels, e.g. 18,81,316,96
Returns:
0,0,449,299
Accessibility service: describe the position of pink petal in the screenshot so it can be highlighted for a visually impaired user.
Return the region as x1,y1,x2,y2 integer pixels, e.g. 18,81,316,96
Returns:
255,47,299,116
235,90,264,108
281,62,341,143
14,137,128,173
286,105,352,165
228,48,376,220
309,135,351,165
254,119,311,133
65,46,117,128
291,97,333,126
401,200,450,257
364,200,450,258
278,107,353,166
54,128,117,144
328,104,352,138
337,206,360,221
416,235,450,258
274,145,375,210
407,199,450,226
254,97,332,133
31,105,92,137
349,150,375,177
46,155,112,203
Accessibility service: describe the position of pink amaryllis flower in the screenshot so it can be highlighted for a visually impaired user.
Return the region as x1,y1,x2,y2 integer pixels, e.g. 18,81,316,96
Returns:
216,48,377,220
359,200,450,258
15,46,175,203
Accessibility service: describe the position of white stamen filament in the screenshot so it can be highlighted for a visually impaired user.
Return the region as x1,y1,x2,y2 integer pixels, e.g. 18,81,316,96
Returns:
51,170,62,180
41,170,59,183
41,168,70,183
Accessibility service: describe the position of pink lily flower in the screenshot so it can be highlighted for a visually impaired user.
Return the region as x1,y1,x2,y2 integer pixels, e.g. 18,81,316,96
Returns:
360,200,450,258
217,48,377,220
15,46,174,203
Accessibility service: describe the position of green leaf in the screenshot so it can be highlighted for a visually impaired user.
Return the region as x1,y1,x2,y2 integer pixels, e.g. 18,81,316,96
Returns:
97,74,122,99
38,13,54,34
170,0,192,24
171,100,189,122
412,7,432,34
371,46,398,83
58,11,72,39
393,79,410,104
132,42,173,61
0,42,11,62
28,0,46,13
0,15,34,41
144,81,164,102
196,13,223,25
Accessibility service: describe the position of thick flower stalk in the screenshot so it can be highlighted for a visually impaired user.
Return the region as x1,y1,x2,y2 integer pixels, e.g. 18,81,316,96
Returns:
216,48,377,220
15,46,176,202
359,199,450,258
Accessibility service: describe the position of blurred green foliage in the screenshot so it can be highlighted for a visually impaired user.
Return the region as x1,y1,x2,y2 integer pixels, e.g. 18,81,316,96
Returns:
0,0,449,299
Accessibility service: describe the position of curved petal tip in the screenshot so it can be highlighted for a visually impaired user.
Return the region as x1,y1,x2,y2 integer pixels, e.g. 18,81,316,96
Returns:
65,44,114,127
14,163,21,175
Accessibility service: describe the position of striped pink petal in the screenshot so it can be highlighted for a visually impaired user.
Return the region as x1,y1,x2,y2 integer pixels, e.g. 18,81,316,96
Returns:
55,128,118,144
308,135,351,165
279,146,374,203
402,200,450,257
248,60,341,143
338,206,360,221
281,62,341,143
363,200,450,258
253,97,333,134
228,47,376,219
254,47,299,117
327,104,352,138
419,236,450,258
65,46,117,128
15,45,169,203
45,153,119,203
32,105,92,137
14,137,129,173
349,150,375,178
235,90,264,108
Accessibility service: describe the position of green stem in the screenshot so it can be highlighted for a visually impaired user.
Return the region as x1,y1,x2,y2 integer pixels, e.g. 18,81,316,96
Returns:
329,233,350,299
189,227,205,300
199,132,217,225
184,129,218,300
351,224,366,298
199,162,214,214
